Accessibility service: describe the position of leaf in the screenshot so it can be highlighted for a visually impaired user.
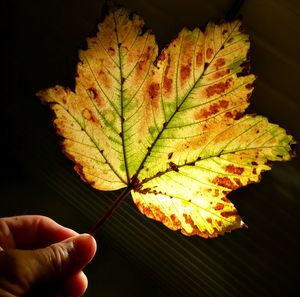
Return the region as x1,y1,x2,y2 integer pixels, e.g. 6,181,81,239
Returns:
37,8,296,238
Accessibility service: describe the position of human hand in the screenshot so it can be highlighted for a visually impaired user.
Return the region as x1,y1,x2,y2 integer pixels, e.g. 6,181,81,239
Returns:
0,215,97,297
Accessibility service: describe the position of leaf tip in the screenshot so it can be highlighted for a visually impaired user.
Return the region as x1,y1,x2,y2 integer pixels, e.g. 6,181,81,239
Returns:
240,219,248,229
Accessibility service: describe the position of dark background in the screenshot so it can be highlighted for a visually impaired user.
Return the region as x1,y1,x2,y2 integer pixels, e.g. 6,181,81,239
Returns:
2,0,300,296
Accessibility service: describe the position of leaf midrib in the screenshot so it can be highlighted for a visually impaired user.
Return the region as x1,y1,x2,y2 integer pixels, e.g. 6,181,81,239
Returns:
114,13,130,185
137,144,288,186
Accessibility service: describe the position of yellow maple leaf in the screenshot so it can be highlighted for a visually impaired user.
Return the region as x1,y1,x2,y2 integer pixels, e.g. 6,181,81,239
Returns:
37,8,296,238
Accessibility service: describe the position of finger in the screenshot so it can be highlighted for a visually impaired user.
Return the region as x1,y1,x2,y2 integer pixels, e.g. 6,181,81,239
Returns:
22,272,88,297
63,271,88,297
0,215,78,249
0,234,96,296
30,233,97,281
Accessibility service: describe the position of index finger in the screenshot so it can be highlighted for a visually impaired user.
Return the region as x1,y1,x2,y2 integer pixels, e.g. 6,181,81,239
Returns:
0,215,78,249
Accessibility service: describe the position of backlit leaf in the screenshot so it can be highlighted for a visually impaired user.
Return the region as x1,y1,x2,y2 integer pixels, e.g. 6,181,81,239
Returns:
37,8,296,237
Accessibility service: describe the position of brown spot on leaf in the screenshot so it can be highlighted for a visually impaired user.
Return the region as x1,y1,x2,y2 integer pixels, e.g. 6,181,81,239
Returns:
163,53,173,94
108,47,115,55
180,64,191,81
238,25,245,32
82,108,99,124
169,162,179,172
234,111,243,120
216,99,228,107
98,70,110,89
213,68,230,79
182,214,219,238
206,48,213,60
137,60,145,71
195,99,229,120
158,51,166,61
181,40,193,66
225,164,244,175
163,77,172,93
225,110,243,120
225,111,233,118
168,152,173,160
183,214,195,228
139,187,152,194
88,87,105,108
214,203,224,210
206,217,212,223
221,210,237,218
150,205,169,223
222,29,228,35
156,170,165,178
252,168,257,174
53,87,68,104
221,197,230,203
215,58,226,68
74,163,95,186
148,82,160,99
135,201,155,219
139,46,153,69
170,214,181,229
206,78,233,97
212,176,237,190
88,87,97,98
234,178,243,187
196,52,203,66
251,161,258,165
245,83,253,90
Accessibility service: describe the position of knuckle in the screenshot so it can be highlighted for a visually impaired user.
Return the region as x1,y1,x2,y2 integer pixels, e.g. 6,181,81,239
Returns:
45,244,70,276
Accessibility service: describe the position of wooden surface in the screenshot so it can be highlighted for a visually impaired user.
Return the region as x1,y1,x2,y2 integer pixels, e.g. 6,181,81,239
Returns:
2,1,300,296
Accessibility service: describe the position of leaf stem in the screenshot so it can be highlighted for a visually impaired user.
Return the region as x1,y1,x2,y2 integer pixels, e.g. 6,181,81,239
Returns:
89,186,132,236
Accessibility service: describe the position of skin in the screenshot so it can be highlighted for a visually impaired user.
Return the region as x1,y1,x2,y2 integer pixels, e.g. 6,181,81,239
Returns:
0,215,97,297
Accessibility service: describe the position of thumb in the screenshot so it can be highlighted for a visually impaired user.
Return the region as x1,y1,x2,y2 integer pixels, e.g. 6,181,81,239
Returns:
0,234,97,296
29,233,96,281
